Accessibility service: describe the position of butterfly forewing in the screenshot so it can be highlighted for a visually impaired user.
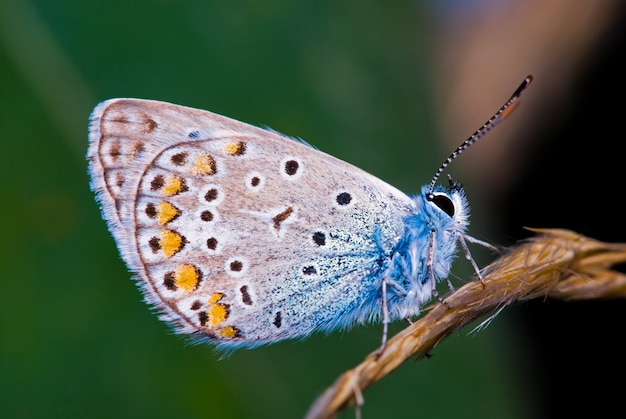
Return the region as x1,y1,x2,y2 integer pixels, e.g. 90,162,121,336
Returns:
88,99,415,348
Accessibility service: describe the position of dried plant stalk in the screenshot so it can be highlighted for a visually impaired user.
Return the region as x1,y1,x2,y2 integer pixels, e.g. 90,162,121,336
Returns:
305,229,626,419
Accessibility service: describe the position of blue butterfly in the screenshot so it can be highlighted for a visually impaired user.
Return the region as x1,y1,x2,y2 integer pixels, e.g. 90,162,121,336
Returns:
88,76,532,351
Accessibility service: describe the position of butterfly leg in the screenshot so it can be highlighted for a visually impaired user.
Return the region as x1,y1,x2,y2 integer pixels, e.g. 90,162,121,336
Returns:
428,230,452,302
376,278,390,357
457,234,485,287
463,233,500,252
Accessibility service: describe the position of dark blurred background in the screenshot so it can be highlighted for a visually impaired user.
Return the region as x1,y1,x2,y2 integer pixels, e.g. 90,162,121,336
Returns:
1,1,624,418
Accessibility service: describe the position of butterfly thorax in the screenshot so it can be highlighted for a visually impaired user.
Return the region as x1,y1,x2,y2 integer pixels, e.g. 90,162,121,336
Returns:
384,184,470,320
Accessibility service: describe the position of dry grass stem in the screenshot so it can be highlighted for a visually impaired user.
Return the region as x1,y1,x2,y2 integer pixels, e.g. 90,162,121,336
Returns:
305,229,626,419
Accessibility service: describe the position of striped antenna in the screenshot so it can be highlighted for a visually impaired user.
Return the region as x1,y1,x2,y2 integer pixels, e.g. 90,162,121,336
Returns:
427,75,534,198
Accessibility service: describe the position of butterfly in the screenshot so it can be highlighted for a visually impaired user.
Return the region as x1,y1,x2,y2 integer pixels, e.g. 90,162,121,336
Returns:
88,75,532,351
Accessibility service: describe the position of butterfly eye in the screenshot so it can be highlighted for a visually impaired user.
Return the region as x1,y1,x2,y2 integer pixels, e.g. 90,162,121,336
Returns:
430,194,455,217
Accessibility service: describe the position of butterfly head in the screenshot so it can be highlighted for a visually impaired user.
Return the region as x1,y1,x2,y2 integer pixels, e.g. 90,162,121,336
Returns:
422,176,470,234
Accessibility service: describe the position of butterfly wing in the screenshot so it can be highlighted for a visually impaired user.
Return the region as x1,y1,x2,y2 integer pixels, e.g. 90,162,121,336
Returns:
88,99,416,349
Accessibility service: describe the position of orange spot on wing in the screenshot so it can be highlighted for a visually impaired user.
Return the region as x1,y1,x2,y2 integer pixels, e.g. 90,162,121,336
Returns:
157,201,179,225
191,153,216,175
218,326,240,338
207,292,224,304
208,303,228,326
224,141,246,156
160,229,184,257
162,176,186,196
174,264,200,292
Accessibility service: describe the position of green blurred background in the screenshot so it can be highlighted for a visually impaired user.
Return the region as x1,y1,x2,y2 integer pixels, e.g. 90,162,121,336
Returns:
2,1,624,418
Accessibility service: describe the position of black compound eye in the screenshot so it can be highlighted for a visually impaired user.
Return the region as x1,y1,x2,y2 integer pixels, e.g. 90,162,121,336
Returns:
430,194,455,217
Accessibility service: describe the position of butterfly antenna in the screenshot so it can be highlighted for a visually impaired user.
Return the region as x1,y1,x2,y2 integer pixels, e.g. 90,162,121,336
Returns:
427,75,534,198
